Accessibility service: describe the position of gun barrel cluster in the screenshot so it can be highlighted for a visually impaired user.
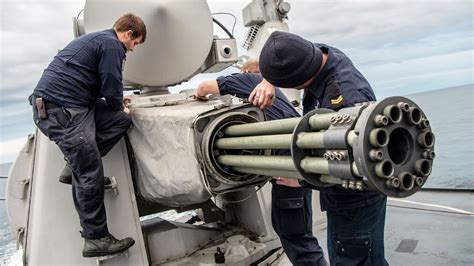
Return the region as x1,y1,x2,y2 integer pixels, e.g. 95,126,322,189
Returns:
205,97,435,198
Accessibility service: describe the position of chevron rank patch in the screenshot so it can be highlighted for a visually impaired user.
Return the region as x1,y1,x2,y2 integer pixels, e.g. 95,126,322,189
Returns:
331,95,344,105
326,79,347,110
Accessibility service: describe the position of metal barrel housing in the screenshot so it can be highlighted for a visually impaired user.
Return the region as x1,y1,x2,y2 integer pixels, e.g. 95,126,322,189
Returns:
201,97,435,198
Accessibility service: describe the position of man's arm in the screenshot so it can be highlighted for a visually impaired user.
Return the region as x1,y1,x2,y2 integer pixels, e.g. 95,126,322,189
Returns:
99,41,126,110
274,177,302,187
195,80,220,100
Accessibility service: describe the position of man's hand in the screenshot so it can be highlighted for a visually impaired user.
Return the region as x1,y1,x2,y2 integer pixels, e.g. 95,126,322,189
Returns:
274,177,302,187
194,93,209,101
123,106,130,114
123,96,132,108
123,96,132,114
249,79,276,109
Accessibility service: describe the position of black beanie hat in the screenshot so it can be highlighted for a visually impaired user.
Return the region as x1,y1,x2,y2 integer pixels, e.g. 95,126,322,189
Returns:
259,31,323,88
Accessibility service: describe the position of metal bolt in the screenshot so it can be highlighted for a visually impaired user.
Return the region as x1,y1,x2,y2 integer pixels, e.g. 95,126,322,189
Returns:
419,119,430,130
369,149,383,161
415,177,424,186
328,152,335,160
356,181,363,191
397,102,410,112
386,178,400,188
374,115,389,127
348,180,355,190
391,178,400,188
342,180,348,189
340,152,346,160
423,150,435,160
335,152,345,161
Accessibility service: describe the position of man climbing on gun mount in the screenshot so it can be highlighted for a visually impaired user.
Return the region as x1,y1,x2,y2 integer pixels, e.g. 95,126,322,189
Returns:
250,31,388,265
29,13,146,257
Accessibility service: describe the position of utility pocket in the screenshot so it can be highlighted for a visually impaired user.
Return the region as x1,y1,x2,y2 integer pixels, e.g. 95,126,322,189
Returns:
276,197,306,235
48,108,70,129
333,234,372,266
62,130,87,152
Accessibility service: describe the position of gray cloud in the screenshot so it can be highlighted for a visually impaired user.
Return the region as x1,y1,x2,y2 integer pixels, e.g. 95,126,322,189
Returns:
289,1,473,66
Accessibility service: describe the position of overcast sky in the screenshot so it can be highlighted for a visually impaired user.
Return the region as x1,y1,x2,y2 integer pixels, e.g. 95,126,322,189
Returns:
0,0,473,163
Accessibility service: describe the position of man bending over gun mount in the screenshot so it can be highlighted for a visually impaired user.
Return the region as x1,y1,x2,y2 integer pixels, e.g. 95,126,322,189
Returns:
195,62,328,265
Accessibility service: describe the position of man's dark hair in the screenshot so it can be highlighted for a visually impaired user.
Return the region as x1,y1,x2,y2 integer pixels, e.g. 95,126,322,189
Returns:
113,13,147,43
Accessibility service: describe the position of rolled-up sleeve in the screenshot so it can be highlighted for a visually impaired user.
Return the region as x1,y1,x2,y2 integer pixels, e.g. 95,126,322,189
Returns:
99,40,126,110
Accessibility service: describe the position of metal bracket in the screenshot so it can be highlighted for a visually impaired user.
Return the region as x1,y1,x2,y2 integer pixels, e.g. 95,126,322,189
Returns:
11,178,30,200
96,250,129,265
105,176,119,196
16,227,25,250
291,109,335,187
26,134,35,153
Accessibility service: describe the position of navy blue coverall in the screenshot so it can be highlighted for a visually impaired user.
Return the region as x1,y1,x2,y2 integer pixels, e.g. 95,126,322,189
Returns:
29,29,131,239
302,44,388,266
217,73,328,265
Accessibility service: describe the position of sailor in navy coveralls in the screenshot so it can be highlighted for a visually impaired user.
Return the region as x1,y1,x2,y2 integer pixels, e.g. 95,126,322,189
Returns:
251,31,388,266
29,14,147,257
196,70,328,265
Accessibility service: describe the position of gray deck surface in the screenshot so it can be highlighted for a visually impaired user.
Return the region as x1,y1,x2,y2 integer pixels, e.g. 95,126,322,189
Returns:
279,190,474,265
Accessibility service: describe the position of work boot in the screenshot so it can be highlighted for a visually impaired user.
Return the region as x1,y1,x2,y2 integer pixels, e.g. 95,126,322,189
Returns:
58,164,111,186
58,164,74,184
83,233,135,257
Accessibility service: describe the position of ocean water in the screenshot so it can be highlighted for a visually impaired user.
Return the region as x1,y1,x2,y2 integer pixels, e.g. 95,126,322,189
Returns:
1,176,18,266
0,84,473,264
406,84,473,189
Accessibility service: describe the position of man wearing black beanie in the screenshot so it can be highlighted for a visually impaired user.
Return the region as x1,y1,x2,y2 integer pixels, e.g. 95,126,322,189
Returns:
250,31,388,266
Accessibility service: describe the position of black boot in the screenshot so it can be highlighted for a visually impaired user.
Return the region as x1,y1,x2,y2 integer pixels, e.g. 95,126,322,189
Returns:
83,233,135,257
59,164,111,186
58,164,73,184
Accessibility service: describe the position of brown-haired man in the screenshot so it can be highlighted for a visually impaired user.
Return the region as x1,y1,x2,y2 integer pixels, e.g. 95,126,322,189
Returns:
241,58,260,73
29,13,146,257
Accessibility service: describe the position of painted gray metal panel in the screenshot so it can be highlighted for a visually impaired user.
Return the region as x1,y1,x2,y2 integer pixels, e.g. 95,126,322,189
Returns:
25,134,148,265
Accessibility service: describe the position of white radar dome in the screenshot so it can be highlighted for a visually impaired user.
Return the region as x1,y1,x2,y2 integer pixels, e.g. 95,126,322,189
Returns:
84,0,214,87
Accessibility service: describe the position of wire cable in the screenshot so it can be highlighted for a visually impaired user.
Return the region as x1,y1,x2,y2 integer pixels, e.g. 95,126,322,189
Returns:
212,17,234,39
212,12,237,36
76,9,84,20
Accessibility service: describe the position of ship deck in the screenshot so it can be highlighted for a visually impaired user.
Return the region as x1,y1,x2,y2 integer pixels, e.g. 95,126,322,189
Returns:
279,189,474,265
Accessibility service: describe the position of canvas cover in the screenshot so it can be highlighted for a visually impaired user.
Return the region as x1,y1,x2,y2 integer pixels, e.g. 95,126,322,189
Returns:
128,98,221,207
